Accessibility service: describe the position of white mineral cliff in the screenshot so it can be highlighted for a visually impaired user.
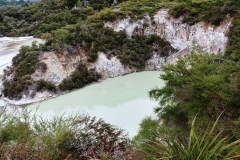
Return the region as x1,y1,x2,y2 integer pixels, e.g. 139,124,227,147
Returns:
93,52,134,79
90,8,232,78
105,8,232,64
39,8,232,85
33,52,82,85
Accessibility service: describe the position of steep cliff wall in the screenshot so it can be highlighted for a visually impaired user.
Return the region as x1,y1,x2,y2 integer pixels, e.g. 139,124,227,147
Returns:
92,52,135,79
88,7,232,78
105,9,232,64
33,51,82,85
26,8,233,98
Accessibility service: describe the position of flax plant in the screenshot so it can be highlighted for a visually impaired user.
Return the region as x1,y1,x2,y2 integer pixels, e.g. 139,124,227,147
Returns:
144,113,240,160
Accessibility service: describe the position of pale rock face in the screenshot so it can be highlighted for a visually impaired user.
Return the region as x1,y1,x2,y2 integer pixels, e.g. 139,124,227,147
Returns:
32,52,82,85
105,8,232,65
105,16,153,37
92,52,135,78
145,52,166,70
33,51,134,84
40,9,232,83
153,9,231,54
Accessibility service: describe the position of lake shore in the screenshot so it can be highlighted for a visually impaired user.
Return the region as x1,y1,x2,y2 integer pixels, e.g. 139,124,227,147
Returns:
27,71,164,138
0,37,163,107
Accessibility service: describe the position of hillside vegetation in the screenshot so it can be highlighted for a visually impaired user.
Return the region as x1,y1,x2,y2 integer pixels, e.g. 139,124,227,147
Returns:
1,0,239,99
0,0,240,159
0,109,133,159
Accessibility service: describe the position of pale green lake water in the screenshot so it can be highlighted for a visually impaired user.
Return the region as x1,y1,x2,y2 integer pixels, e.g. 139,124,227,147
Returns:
28,71,164,137
0,37,164,137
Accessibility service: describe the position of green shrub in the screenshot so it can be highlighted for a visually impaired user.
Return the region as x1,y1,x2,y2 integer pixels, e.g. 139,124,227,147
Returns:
133,116,159,144
0,121,30,143
2,75,32,99
36,62,47,73
88,51,98,62
225,12,240,61
169,3,190,19
149,53,240,139
169,0,235,25
58,63,101,91
3,42,41,99
136,113,240,160
0,109,131,159
36,80,56,91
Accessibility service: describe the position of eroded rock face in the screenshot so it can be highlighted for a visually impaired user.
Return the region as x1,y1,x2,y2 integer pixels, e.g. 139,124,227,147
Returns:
153,9,231,54
92,52,135,78
33,9,232,86
32,52,77,85
33,52,81,85
105,9,232,63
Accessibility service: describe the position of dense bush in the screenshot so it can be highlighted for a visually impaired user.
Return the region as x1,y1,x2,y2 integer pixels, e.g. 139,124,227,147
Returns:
58,63,101,91
12,42,39,68
134,114,240,160
149,53,240,139
88,0,126,11
169,0,235,25
0,0,123,37
0,109,131,159
2,42,41,99
2,75,32,99
36,79,56,91
72,27,175,67
225,5,240,61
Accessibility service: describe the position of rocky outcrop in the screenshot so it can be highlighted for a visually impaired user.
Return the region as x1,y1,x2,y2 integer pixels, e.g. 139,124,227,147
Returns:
92,52,135,79
33,51,83,85
105,9,232,64
58,8,231,83
4,9,231,87
33,51,134,82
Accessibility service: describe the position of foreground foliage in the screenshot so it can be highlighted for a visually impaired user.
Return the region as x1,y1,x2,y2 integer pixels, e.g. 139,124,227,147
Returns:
134,114,240,160
0,109,131,159
149,53,240,138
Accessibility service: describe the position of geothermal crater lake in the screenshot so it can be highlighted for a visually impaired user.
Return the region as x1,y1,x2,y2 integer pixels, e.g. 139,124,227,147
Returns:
28,71,164,137
0,37,165,138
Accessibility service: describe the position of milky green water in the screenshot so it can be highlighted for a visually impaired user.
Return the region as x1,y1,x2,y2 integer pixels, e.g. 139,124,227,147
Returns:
28,71,164,137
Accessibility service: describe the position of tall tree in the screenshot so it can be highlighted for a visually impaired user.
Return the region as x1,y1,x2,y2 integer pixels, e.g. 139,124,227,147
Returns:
149,53,240,137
